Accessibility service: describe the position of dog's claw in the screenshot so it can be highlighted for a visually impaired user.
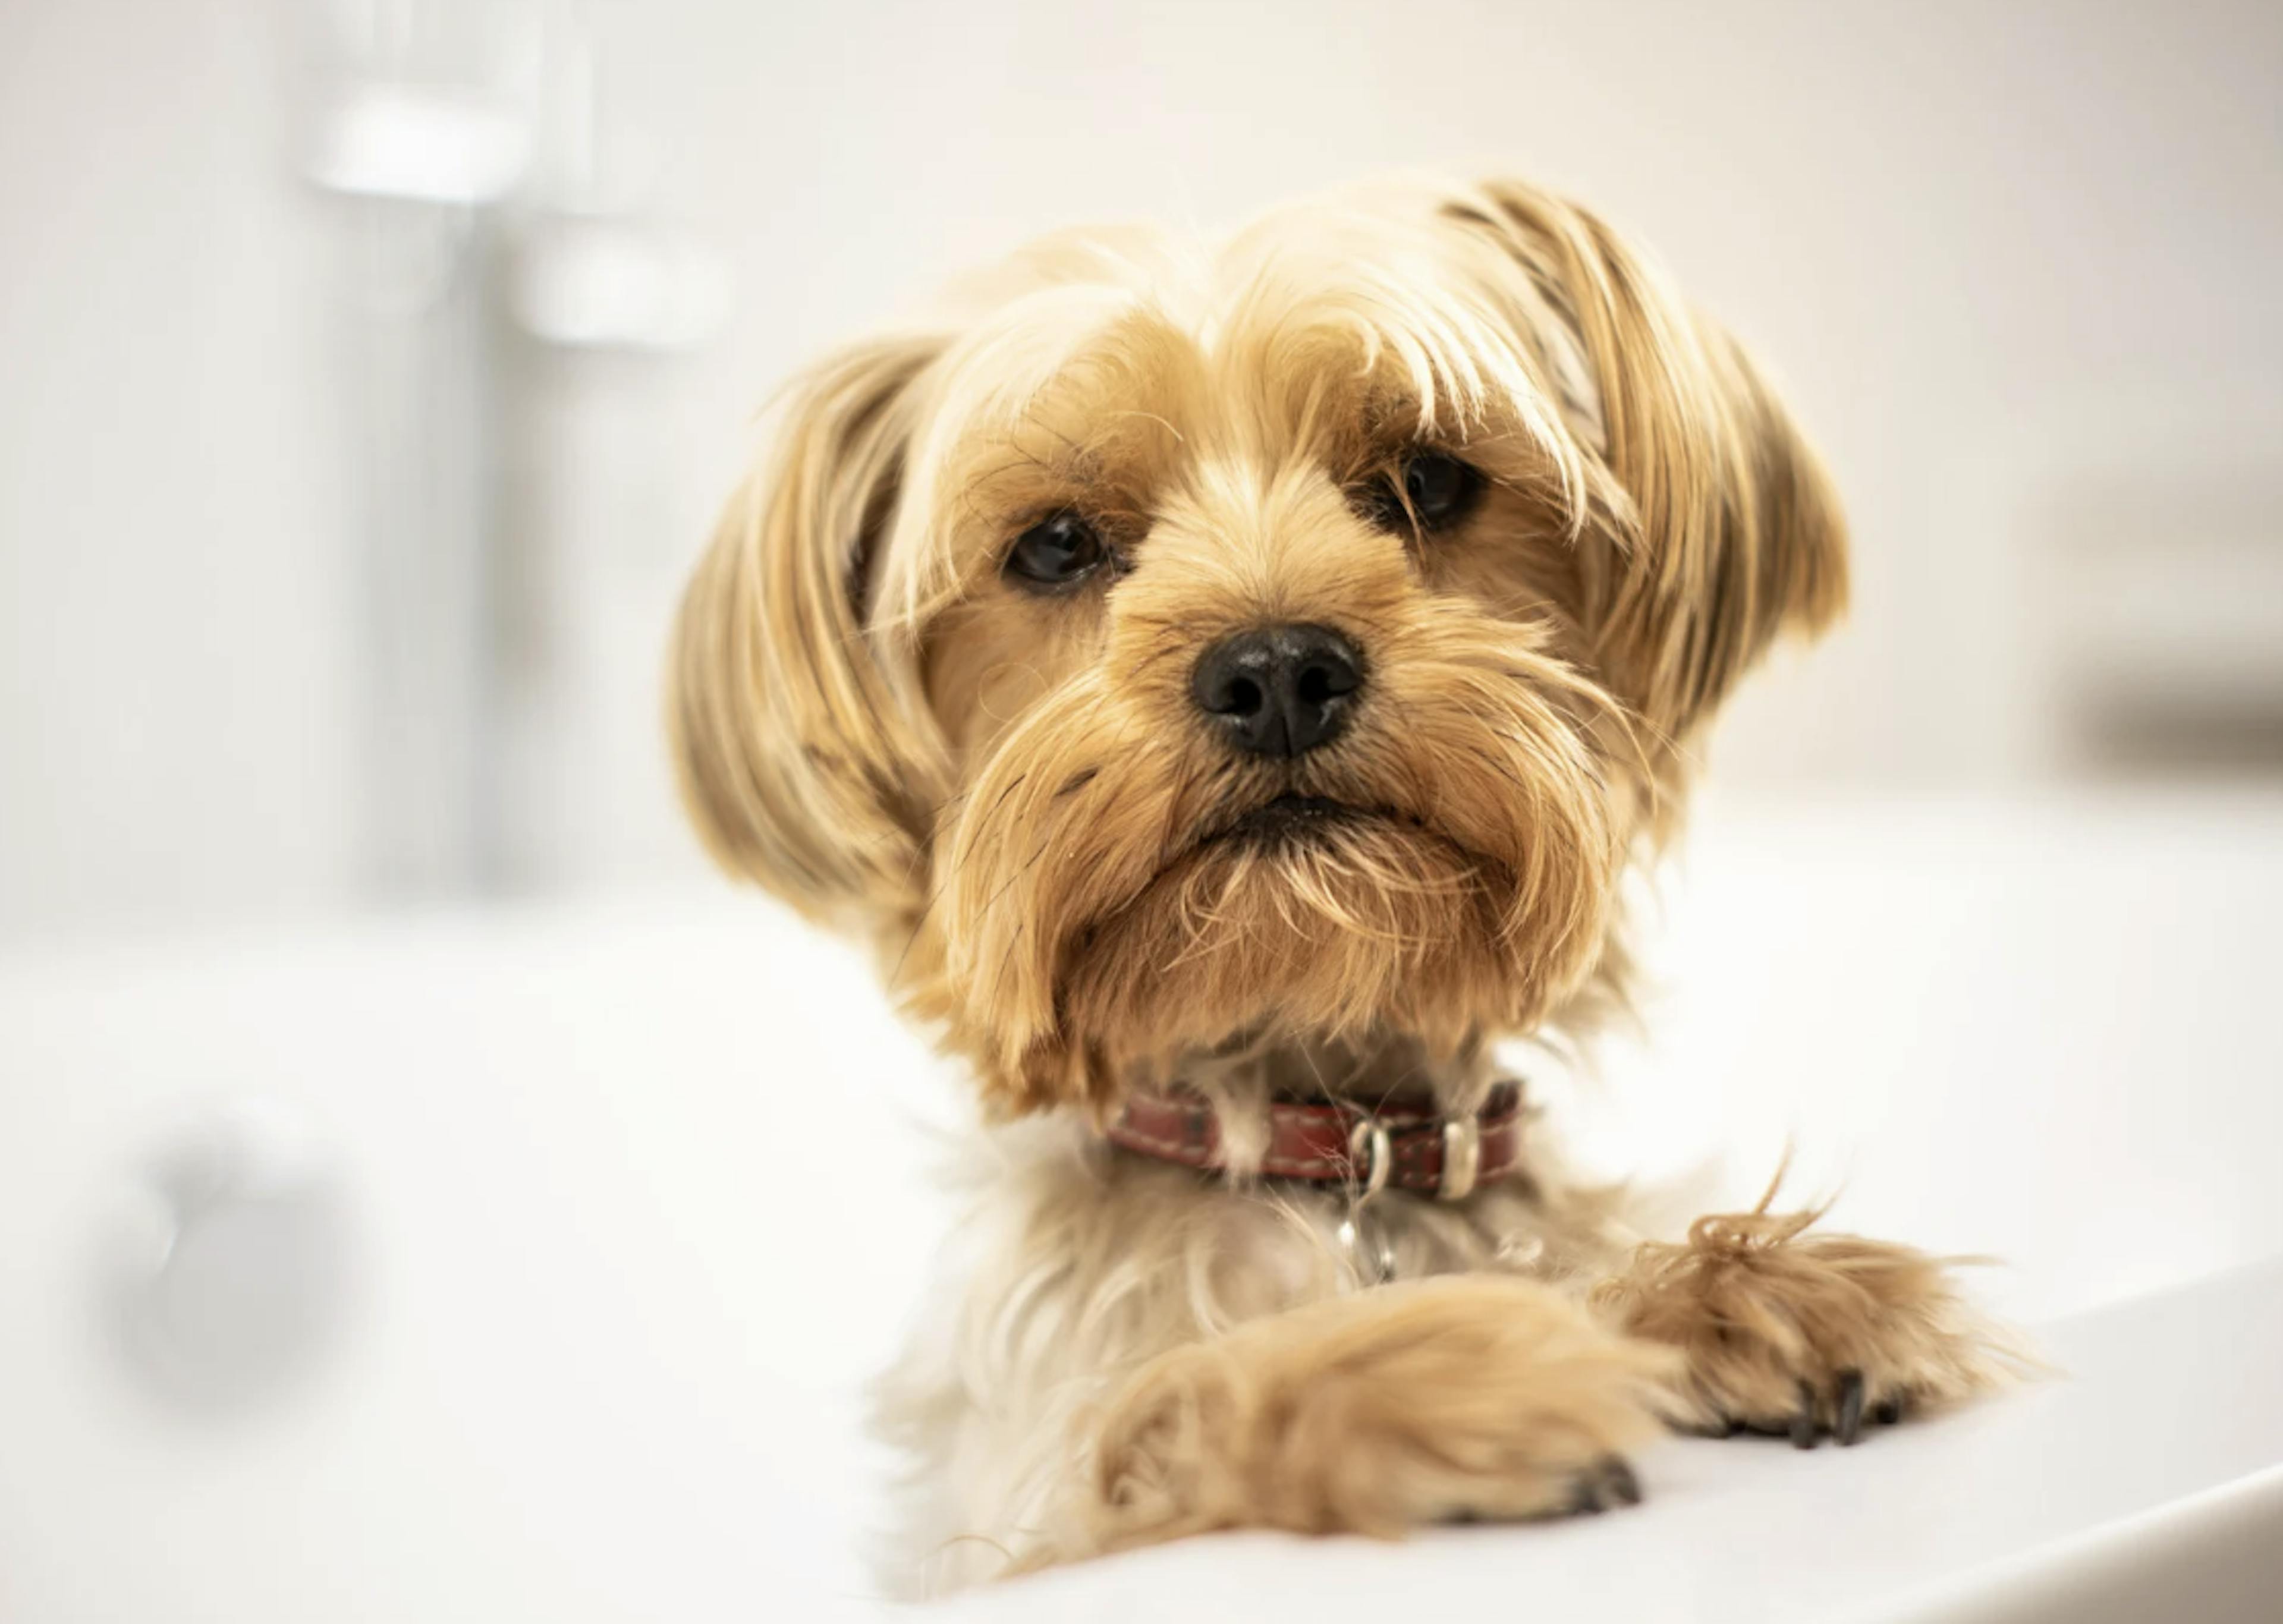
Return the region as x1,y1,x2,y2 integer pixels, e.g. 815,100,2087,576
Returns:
1790,1379,1821,1449
1721,1375,1903,1447
1563,1455,1642,1515
1835,1370,1866,1446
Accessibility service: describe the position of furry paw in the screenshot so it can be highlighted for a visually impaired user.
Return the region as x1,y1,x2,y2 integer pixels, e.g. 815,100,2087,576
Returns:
1077,1274,1677,1554
1592,1203,2030,1448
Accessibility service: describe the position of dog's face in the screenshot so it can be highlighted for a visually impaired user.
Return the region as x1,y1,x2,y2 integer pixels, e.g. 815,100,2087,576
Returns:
674,178,1847,1113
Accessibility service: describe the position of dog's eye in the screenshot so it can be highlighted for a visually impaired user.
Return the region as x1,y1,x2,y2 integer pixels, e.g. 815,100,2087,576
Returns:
1356,451,1485,535
1401,452,1483,528
1005,511,1106,590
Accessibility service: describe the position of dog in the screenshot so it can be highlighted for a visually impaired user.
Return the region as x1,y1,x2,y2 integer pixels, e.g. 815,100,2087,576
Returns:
669,173,2017,1594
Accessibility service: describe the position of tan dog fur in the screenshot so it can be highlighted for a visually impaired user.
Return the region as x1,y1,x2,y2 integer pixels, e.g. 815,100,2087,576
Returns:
669,174,2018,1594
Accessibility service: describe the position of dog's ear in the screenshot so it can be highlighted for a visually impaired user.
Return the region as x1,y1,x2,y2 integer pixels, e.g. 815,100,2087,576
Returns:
669,333,947,926
1454,181,1850,738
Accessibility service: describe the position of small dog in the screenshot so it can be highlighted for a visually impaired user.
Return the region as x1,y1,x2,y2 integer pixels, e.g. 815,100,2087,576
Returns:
670,174,2015,1593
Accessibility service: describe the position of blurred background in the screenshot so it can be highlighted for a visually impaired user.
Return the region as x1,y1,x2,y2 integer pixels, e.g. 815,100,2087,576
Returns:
4,0,2280,945
4,4,2282,1621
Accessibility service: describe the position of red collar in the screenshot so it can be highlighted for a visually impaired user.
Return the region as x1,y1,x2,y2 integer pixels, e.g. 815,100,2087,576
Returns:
1104,1081,1527,1201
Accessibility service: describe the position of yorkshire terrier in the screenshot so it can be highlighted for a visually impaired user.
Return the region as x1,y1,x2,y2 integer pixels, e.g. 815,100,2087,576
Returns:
669,174,2016,1594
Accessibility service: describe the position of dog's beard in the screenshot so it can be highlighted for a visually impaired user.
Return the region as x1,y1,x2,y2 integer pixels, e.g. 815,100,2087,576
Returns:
936,612,1624,1113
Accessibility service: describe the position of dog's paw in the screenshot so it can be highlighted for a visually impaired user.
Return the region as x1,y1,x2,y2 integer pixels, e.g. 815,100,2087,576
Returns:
1080,1274,1677,1551
1592,1206,2033,1448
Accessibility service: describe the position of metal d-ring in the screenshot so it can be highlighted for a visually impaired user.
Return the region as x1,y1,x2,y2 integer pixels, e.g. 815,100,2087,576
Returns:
1337,1115,1397,1285
1347,1116,1392,1203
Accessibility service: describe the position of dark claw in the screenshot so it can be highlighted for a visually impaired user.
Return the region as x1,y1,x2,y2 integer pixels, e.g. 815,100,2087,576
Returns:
1873,1394,1905,1427
1835,1369,1866,1446
1790,1378,1821,1449
1564,1455,1640,1515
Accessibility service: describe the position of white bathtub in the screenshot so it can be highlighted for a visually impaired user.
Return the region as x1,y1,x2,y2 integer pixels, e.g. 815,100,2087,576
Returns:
4,792,2281,1621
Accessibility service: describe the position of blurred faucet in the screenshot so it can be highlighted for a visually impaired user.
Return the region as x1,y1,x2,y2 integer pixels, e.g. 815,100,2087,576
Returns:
295,0,722,898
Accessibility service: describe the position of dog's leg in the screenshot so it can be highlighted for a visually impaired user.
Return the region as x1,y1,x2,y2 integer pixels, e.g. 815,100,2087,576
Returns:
1590,1204,2029,1445
1040,1273,1675,1565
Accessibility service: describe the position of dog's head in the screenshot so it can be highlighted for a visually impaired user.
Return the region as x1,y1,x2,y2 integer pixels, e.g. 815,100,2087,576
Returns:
672,177,1846,1114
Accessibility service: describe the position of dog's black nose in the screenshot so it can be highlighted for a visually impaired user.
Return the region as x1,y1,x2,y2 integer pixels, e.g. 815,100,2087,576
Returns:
1191,624,1365,759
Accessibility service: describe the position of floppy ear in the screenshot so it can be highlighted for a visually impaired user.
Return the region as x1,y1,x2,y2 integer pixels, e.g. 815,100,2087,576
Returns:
1457,181,1850,738
669,333,948,926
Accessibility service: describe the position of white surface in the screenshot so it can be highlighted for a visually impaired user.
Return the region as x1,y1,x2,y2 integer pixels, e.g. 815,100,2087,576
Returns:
2,793,2282,1620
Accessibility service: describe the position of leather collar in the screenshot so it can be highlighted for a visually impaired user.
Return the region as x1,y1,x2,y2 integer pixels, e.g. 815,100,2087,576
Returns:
1103,1081,1527,1201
